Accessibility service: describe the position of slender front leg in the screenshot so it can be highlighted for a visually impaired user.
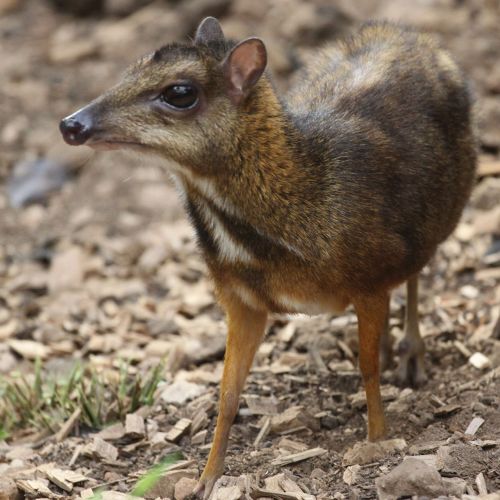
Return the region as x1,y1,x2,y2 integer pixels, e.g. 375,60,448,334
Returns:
397,274,426,387
353,292,388,441
194,297,268,499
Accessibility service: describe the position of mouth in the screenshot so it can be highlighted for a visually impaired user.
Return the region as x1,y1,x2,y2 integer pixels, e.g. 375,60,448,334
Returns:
86,138,148,151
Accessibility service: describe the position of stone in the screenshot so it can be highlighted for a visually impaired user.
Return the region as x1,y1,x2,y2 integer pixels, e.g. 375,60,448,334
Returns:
376,457,449,499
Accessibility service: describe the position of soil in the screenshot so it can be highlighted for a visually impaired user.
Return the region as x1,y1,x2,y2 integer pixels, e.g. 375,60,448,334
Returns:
0,0,499,499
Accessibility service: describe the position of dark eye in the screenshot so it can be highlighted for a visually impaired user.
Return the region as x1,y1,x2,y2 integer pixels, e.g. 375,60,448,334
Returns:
159,84,198,109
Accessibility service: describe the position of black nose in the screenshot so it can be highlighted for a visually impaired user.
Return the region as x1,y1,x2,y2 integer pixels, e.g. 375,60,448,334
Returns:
59,115,92,146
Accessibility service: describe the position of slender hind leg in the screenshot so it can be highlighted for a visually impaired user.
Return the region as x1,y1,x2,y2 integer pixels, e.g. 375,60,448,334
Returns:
396,274,427,387
353,292,388,441
379,293,393,371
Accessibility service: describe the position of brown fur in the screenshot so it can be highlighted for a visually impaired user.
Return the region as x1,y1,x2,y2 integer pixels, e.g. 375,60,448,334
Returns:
60,19,477,498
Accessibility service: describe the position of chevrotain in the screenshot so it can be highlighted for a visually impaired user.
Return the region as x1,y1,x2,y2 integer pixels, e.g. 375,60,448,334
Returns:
60,17,476,498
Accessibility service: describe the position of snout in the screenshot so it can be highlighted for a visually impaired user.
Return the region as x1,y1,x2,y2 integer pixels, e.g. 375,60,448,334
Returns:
59,109,94,146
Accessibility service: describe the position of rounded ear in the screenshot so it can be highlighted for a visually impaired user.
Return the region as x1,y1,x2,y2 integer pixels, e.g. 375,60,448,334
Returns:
222,37,267,105
195,17,225,46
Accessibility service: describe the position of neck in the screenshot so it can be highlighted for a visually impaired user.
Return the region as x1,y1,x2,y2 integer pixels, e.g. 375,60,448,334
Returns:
175,79,328,260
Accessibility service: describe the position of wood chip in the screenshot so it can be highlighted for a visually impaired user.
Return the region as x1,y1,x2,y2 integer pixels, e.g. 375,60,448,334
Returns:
8,339,51,359
16,479,57,498
43,467,88,492
434,403,462,417
343,464,361,485
125,413,145,439
245,395,282,415
337,339,354,361
478,158,500,176
453,340,472,358
213,485,243,500
270,406,320,434
277,322,297,343
470,439,500,449
250,487,314,500
476,472,488,495
190,409,209,435
55,407,81,443
465,417,485,436
191,429,207,445
254,416,271,447
166,418,192,443
93,437,119,461
97,422,125,441
271,447,327,466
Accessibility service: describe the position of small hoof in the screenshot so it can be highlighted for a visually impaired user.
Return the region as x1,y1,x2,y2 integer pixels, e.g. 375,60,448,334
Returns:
193,475,219,500
396,338,427,388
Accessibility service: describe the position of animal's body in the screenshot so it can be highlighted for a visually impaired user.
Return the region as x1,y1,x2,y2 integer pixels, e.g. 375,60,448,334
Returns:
60,19,476,498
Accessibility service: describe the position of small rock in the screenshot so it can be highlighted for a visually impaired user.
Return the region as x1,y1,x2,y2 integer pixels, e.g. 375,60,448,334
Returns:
343,439,407,466
213,485,242,500
469,352,492,370
161,380,206,405
375,457,451,499
460,284,479,299
174,476,198,500
144,469,198,499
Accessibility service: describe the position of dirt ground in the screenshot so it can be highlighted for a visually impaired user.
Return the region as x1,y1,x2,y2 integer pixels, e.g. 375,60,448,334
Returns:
0,0,499,499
